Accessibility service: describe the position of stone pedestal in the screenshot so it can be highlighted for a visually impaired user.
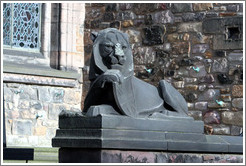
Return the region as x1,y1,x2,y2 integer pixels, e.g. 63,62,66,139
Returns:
52,111,243,163
58,149,243,163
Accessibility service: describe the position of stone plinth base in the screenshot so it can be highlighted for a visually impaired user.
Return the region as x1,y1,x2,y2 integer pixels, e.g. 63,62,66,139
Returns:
52,110,243,163
59,148,243,163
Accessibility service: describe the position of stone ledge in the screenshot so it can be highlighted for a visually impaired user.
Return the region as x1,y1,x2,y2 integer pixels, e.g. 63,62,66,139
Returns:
58,149,243,163
52,113,243,154
3,61,81,80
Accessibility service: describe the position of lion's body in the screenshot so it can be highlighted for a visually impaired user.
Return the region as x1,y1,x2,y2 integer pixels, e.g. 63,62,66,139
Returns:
83,28,188,118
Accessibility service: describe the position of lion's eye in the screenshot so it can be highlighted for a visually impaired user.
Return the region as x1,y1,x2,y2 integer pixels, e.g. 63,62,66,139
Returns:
104,44,114,50
122,46,127,50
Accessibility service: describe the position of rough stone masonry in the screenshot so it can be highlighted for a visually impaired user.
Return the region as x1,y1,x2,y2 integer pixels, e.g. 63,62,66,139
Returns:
83,3,243,136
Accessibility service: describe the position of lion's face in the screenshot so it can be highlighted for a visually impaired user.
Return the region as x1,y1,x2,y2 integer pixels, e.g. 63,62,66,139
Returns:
99,31,128,69
89,28,134,80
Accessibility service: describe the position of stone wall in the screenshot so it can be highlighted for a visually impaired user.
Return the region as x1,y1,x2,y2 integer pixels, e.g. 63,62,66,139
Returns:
4,81,82,147
3,3,85,147
83,3,243,135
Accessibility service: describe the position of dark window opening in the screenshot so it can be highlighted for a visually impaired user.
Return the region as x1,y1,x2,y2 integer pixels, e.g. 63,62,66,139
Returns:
226,27,240,41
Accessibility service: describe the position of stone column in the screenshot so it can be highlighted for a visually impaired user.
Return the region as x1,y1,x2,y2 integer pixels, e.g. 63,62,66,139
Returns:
59,3,85,71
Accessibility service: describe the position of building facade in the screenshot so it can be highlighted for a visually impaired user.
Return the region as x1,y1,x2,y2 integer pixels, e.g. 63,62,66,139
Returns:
3,3,85,147
2,2,244,148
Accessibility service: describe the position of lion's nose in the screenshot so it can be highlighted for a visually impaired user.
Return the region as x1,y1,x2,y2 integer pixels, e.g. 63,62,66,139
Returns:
114,43,125,57
114,43,126,65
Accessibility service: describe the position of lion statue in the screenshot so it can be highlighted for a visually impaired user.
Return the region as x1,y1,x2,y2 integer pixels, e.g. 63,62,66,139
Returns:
83,28,188,119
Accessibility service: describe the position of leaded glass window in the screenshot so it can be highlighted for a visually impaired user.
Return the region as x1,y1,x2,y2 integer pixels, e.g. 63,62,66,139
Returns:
3,3,41,50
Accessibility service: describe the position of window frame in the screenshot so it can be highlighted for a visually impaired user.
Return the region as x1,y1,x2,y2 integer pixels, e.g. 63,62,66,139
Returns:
3,3,42,53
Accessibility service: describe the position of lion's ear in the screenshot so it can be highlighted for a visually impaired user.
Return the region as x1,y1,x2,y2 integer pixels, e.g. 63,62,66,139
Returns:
91,31,98,42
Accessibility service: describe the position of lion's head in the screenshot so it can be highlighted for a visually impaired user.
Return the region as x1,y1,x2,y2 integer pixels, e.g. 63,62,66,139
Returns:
89,28,134,81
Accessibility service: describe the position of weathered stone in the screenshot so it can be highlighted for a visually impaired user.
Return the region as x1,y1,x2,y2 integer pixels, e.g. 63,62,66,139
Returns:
193,3,213,11
219,12,237,17
185,85,198,91
18,86,38,100
195,102,208,110
171,42,189,54
119,3,133,10
172,81,184,89
179,59,193,66
221,111,243,126
133,3,158,15
105,3,118,12
239,3,243,12
199,74,214,83
221,94,231,102
232,98,243,109
188,111,202,120
103,12,115,21
6,83,21,88
50,88,64,103
144,14,153,25
17,100,30,109
212,125,230,135
34,126,47,136
116,11,136,20
125,29,141,43
48,104,68,120
214,50,226,57
187,103,194,109
171,3,193,13
220,88,230,94
42,120,58,127
232,85,243,97
203,111,220,124
167,33,189,42
203,18,225,34
64,89,81,105
231,126,242,136
182,12,205,22
208,102,230,108
143,25,165,45
99,22,110,29
212,58,228,73
20,110,34,119
110,21,121,29
133,47,155,64
227,4,239,12
38,87,51,102
91,3,105,7
122,20,133,28
206,12,219,18
133,19,145,27
213,34,243,50
228,52,243,62
192,44,209,54
86,8,102,19
190,63,207,78
214,6,227,11
158,3,170,10
198,85,206,91
166,70,175,77
185,93,197,102
152,10,174,24
12,120,32,135
174,17,182,23
91,19,101,29
177,22,202,32
184,78,197,84
198,89,220,101
217,74,233,84
191,33,211,44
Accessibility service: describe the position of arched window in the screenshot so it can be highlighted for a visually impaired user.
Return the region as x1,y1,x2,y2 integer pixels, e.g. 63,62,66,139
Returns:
3,3,41,52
